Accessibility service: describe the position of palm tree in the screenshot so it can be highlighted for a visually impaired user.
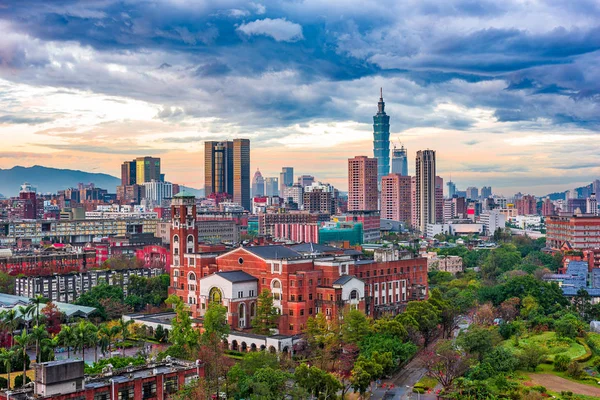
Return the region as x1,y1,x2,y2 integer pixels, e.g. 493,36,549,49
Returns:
88,325,100,363
40,337,58,363
118,319,133,356
30,295,46,327
13,329,31,383
98,324,112,357
74,321,94,362
57,325,76,358
0,348,15,390
1,309,19,347
31,325,48,363
17,304,35,329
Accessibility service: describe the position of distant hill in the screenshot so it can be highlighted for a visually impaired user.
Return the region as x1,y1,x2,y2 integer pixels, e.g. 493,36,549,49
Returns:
179,186,205,197
0,165,121,196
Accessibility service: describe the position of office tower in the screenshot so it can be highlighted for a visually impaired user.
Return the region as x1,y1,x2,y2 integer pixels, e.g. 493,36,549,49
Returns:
373,88,390,187
587,194,598,215
447,180,456,199
282,183,304,207
466,187,479,200
348,156,378,211
481,186,492,198
415,150,436,233
205,141,234,196
280,167,294,194
411,176,417,228
264,177,279,197
516,195,537,215
233,139,251,211
205,139,251,211
381,174,411,224
303,189,335,214
143,180,173,206
297,175,315,188
252,169,265,197
391,144,408,176
593,180,600,198
435,176,444,223
135,157,161,183
121,161,137,186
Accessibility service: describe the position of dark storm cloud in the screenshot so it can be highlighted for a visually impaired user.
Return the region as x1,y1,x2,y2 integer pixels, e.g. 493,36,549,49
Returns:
0,0,599,133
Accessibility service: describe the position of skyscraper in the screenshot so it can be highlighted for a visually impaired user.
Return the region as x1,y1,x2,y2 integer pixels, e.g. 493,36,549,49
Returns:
466,187,479,200
280,167,294,194
204,139,251,211
233,138,251,211
435,176,444,223
121,161,137,186
348,156,378,211
264,177,279,197
135,157,161,183
297,175,315,188
381,174,411,224
391,144,408,176
415,150,436,233
447,181,456,198
481,186,492,199
252,169,265,197
373,88,390,187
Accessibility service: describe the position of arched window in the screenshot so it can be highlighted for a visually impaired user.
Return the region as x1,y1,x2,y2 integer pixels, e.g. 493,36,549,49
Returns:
209,287,223,304
272,279,281,289
173,235,179,243
250,302,256,317
188,272,196,281
350,289,358,300
187,235,194,243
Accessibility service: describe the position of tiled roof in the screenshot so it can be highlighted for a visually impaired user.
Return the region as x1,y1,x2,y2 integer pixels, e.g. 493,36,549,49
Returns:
333,275,362,285
290,243,340,254
215,270,258,283
244,245,302,260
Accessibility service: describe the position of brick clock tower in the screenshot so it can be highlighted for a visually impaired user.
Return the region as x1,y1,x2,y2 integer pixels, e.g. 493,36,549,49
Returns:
170,192,198,310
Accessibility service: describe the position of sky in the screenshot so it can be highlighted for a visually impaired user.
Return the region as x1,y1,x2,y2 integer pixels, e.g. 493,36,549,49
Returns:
1,1,600,196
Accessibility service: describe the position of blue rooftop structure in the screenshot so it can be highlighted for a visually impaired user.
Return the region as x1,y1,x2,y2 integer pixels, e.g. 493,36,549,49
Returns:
545,260,600,298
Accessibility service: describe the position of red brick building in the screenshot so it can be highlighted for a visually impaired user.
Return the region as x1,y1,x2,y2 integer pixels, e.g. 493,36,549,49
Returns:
0,248,97,276
169,193,428,335
546,213,600,250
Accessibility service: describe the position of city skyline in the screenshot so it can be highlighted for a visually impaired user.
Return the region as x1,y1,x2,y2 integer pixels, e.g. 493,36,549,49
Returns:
1,1,600,195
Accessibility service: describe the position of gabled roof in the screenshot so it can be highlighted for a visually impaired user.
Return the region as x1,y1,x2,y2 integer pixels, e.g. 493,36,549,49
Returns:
333,275,363,286
215,270,258,283
243,245,302,260
290,243,341,254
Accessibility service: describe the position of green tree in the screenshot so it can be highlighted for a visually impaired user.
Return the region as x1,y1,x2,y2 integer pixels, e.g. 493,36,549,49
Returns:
404,301,441,346
554,354,570,372
0,349,15,390
165,295,199,358
0,271,15,294
73,321,94,361
252,367,292,399
457,325,497,361
1,309,19,347
252,289,279,335
555,313,583,339
117,319,134,356
30,295,46,327
31,324,48,362
342,309,372,344
202,303,230,343
75,282,125,320
518,344,547,371
13,329,31,380
57,325,76,358
350,358,382,398
295,363,343,399
422,340,472,390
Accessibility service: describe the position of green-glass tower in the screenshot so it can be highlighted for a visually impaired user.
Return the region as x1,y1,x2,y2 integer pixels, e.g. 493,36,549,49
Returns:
373,88,390,187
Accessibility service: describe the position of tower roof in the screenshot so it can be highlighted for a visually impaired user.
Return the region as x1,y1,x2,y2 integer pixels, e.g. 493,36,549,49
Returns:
173,190,195,198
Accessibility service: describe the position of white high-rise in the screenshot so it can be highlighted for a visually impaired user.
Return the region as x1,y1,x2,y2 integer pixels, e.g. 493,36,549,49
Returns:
143,180,173,206
415,150,436,233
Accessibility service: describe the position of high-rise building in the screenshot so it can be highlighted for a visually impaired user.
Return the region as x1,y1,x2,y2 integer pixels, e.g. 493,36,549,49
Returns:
593,180,600,198
542,198,556,217
435,176,444,223
297,175,315,188
280,167,294,194
465,187,479,200
481,186,492,198
587,194,598,216
204,139,251,211
373,89,390,187
391,145,408,176
348,156,378,212
264,177,279,197
303,189,335,215
516,194,537,215
381,174,411,224
121,161,137,186
142,180,173,206
447,181,456,199
233,139,251,211
252,169,265,197
282,183,304,207
135,157,161,183
415,150,436,233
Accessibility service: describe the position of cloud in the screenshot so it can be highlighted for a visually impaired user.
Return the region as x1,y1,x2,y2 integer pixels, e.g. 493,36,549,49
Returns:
0,115,52,124
463,140,480,146
41,144,164,155
237,18,304,42
0,152,52,159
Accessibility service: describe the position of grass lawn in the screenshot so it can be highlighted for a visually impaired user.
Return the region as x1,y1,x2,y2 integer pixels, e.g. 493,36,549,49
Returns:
414,375,438,390
503,331,586,361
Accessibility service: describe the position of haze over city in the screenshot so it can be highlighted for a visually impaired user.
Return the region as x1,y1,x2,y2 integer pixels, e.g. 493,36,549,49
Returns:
1,1,600,195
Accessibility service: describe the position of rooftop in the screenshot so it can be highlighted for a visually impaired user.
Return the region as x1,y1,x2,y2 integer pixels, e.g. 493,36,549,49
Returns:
214,270,257,283
244,245,302,260
0,293,96,318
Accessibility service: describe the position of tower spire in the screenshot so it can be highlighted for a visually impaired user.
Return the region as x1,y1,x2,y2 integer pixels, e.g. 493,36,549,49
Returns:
380,87,383,99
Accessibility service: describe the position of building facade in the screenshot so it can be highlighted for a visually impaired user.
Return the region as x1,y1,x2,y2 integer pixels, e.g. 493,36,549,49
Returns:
135,156,161,183
381,174,411,224
415,150,436,233
391,145,408,176
546,213,600,250
373,89,390,187
348,156,378,212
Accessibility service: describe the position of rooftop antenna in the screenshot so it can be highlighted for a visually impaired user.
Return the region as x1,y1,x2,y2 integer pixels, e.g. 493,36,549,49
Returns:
380,87,383,99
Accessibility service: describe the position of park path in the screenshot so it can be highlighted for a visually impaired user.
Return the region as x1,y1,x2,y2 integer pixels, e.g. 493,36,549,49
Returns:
527,373,600,397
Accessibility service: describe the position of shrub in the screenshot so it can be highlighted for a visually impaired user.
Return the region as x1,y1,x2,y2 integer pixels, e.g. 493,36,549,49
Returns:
553,354,570,372
531,385,547,393
0,377,6,389
567,361,584,379
14,374,31,388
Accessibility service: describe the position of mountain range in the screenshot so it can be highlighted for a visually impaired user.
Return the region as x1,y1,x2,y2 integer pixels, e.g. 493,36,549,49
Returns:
0,166,203,198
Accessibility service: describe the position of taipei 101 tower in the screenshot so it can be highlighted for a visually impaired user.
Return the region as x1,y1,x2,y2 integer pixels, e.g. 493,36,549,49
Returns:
373,88,390,187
